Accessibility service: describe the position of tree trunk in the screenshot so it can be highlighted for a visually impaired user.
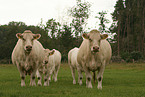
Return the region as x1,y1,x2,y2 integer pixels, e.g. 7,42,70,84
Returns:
142,6,145,56
117,17,121,56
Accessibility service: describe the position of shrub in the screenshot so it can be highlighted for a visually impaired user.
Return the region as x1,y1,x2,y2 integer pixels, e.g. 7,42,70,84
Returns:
111,56,124,62
121,51,144,62
120,52,131,62
130,51,143,61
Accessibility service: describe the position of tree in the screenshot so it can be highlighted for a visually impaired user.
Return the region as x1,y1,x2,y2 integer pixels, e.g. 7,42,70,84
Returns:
112,0,125,56
45,18,61,39
95,11,116,43
95,11,110,33
69,0,91,37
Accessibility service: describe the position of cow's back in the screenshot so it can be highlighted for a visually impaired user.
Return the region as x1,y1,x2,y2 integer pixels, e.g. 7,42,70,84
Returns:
12,39,24,65
53,50,61,65
69,47,79,68
33,40,45,63
77,39,89,66
99,40,112,64
49,50,61,67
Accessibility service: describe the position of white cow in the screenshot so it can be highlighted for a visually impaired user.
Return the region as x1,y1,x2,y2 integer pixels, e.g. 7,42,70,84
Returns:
77,29,112,89
68,47,83,85
12,30,45,86
37,49,61,86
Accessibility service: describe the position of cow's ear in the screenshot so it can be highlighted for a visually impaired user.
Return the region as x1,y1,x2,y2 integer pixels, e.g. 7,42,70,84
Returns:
33,34,41,39
82,33,89,39
49,49,55,56
16,33,23,39
101,34,108,39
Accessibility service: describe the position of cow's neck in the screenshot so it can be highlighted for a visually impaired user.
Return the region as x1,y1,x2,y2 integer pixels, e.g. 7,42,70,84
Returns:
24,51,32,56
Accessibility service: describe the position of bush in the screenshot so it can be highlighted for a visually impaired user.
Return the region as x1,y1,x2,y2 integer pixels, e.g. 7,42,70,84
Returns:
120,52,131,62
130,51,143,61
111,56,124,62
120,51,144,62
0,59,12,64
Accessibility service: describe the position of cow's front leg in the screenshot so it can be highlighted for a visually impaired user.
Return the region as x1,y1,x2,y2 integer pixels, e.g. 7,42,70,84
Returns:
84,66,92,88
44,71,49,86
47,70,53,86
77,68,83,85
20,72,26,87
97,62,105,90
30,69,37,86
16,62,26,86
36,70,42,86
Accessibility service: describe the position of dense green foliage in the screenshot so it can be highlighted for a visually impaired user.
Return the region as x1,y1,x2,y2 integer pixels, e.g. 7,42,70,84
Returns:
0,63,145,97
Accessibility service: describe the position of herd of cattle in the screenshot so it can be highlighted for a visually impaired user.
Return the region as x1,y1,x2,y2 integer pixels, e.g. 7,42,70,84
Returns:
11,29,112,89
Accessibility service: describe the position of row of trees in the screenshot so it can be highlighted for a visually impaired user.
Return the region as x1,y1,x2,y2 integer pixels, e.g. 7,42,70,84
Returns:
0,0,144,63
112,0,145,57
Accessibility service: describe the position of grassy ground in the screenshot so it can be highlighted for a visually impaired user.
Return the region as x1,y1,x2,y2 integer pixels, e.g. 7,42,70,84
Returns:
0,63,145,97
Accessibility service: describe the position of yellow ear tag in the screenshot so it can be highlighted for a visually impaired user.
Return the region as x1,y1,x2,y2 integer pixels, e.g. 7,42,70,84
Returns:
82,33,89,39
16,33,23,39
49,50,55,56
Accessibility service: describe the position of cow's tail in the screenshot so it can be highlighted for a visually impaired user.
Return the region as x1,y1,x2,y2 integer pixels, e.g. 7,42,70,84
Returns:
93,71,96,84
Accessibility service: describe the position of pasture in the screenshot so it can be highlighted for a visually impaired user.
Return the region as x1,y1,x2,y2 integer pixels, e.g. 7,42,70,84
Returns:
0,63,145,97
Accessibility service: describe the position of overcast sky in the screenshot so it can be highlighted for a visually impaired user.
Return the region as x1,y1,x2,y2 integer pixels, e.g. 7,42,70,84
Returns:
0,0,117,29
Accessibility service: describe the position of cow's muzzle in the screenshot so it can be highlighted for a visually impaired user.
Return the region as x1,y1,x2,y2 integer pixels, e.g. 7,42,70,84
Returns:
44,60,48,64
26,45,32,52
92,46,99,52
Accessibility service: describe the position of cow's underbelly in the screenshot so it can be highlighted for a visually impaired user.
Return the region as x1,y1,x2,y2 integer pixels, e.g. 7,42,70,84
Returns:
87,60,101,71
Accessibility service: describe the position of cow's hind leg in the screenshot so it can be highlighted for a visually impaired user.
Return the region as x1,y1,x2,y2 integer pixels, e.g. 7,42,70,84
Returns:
70,66,76,84
53,64,60,82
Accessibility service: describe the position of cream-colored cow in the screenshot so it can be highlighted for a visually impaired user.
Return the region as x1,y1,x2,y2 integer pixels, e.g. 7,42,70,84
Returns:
77,29,112,89
12,30,45,86
68,47,83,85
37,49,61,86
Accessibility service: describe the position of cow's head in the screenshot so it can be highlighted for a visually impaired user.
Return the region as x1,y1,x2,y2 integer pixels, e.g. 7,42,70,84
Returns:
16,30,41,53
43,49,55,64
82,30,108,53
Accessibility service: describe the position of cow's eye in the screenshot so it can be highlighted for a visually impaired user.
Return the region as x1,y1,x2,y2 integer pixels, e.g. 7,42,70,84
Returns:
22,38,26,41
89,38,92,42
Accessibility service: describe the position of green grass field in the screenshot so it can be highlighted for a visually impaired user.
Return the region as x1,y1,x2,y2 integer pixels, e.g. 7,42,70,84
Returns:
0,63,145,97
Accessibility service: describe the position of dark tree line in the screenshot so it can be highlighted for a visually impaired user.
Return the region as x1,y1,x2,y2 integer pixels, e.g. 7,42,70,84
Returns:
112,0,145,59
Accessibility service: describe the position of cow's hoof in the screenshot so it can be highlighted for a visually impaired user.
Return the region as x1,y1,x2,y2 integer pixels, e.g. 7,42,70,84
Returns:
73,80,76,84
97,86,102,90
